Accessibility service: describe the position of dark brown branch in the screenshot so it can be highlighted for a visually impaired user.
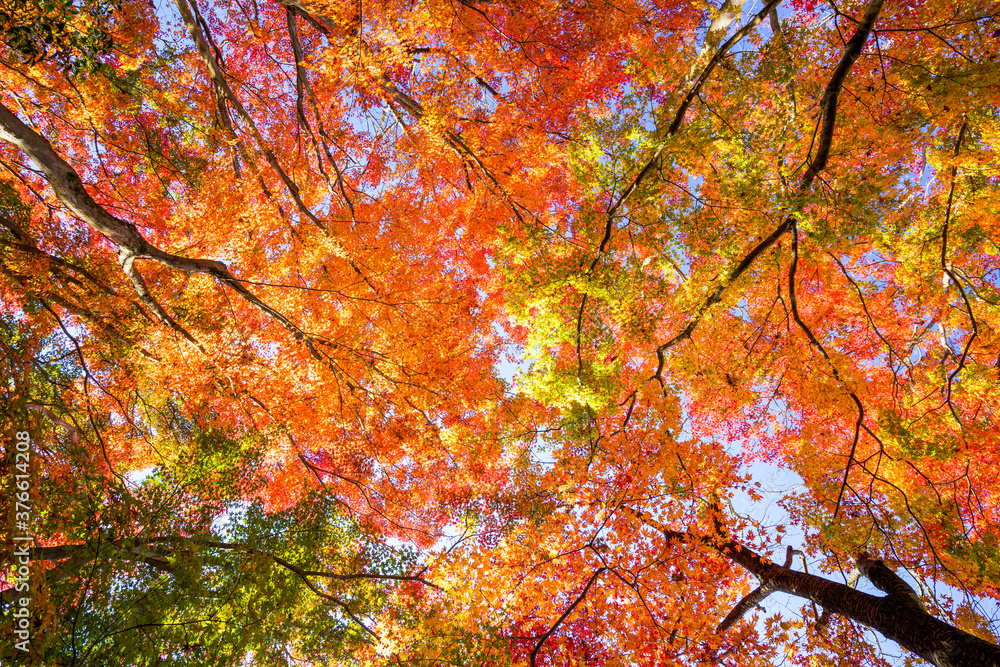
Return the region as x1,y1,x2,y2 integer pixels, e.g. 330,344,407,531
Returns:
285,7,349,214
187,0,242,179
651,0,884,382
175,0,332,234
855,552,923,608
940,119,975,426
829,252,905,369
714,583,774,635
274,0,532,227
802,0,886,182
787,225,867,518
529,567,606,667
653,215,794,383
300,569,443,590
225,544,379,639
626,506,1000,667
590,0,782,271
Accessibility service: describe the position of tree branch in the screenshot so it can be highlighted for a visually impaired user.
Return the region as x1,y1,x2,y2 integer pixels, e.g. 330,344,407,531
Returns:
651,0,885,383
117,248,204,350
854,552,923,608
0,101,356,377
175,0,332,234
624,505,1000,666
940,119,974,426
715,583,774,635
529,567,606,667
590,0,781,271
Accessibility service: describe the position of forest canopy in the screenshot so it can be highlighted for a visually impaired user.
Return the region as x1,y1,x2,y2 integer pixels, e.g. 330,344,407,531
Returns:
1,0,1000,664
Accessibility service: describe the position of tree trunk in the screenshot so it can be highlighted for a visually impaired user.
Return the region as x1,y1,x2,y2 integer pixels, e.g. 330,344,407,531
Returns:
631,508,1000,667
720,540,1000,667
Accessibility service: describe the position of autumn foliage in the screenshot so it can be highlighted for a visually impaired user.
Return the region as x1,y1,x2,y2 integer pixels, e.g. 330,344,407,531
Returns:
2,0,1000,664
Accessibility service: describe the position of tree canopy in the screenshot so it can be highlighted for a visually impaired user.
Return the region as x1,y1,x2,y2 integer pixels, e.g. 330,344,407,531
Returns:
2,0,1000,664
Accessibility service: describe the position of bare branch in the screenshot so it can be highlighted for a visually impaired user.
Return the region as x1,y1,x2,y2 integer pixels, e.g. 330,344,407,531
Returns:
591,0,782,271
787,225,867,519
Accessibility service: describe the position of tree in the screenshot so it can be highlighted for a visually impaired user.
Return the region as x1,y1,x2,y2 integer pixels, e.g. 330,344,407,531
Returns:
2,0,999,664
1,322,438,664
